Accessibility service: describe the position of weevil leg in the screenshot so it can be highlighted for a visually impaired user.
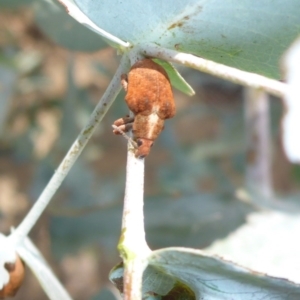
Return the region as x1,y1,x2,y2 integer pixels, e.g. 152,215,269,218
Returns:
112,123,137,148
112,123,133,135
113,116,134,127
113,116,134,135
121,74,128,92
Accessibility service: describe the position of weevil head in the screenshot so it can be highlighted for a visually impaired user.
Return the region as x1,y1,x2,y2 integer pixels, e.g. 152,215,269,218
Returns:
135,138,154,159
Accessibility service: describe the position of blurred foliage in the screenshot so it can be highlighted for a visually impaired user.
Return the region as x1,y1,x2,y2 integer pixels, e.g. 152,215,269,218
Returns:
0,2,299,300
91,287,119,300
0,0,35,7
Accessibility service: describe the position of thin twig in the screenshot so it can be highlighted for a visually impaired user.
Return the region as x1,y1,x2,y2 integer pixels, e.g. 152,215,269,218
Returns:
138,43,286,98
16,236,73,300
10,55,130,244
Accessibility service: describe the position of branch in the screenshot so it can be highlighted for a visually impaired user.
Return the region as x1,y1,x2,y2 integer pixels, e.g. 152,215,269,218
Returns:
138,43,286,98
10,55,130,245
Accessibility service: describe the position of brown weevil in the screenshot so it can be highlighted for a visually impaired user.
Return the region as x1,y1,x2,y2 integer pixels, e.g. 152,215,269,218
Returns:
113,59,176,158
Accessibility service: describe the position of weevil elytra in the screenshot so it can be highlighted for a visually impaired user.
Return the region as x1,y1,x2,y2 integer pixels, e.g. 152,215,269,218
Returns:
113,59,176,158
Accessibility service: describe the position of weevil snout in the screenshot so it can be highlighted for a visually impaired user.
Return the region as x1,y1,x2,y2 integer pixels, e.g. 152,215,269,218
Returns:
135,138,154,159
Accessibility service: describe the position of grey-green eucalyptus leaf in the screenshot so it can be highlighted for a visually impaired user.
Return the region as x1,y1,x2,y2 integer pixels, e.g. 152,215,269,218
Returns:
34,0,107,52
153,59,195,96
148,247,300,299
73,0,300,78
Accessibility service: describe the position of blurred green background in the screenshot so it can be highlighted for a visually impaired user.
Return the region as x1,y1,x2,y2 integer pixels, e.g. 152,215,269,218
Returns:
0,1,299,299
